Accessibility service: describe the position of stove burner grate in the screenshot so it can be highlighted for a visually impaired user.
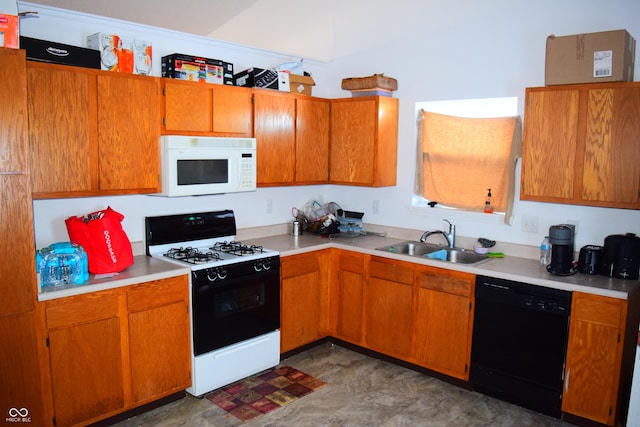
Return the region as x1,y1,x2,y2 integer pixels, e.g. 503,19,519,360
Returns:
210,241,265,256
164,247,221,265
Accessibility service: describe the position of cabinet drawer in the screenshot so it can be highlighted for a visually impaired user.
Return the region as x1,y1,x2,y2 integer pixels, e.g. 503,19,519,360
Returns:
46,292,120,329
127,275,188,312
572,292,625,327
415,268,473,297
282,252,322,278
369,257,413,285
337,251,366,274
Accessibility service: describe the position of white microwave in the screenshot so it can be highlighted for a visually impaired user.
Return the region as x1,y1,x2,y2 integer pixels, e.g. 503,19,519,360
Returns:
156,135,257,197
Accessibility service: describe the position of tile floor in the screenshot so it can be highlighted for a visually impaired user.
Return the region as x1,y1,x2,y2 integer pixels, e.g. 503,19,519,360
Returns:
113,342,570,426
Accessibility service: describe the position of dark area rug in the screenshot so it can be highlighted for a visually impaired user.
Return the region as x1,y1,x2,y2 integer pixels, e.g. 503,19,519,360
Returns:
205,366,326,422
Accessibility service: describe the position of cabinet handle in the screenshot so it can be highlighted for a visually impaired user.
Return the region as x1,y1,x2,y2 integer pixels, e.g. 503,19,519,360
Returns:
565,368,570,393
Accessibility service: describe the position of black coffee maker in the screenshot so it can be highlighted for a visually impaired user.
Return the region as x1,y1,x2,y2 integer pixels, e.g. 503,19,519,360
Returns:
547,224,577,276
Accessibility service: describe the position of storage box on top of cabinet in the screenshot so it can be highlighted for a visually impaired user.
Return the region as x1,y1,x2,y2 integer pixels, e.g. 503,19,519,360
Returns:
162,53,233,85
341,73,397,97
545,29,636,85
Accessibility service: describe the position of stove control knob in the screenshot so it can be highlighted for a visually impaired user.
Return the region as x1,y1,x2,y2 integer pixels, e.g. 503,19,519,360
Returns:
216,268,228,280
206,270,218,282
262,259,272,270
253,261,264,272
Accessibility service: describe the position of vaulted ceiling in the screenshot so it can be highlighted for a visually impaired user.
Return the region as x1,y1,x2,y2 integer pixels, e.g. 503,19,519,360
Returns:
23,0,421,62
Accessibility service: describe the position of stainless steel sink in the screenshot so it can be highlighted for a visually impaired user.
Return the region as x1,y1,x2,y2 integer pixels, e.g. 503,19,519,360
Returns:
375,241,488,265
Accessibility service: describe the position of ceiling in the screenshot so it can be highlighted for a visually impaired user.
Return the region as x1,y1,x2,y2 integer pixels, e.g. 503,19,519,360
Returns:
22,0,412,62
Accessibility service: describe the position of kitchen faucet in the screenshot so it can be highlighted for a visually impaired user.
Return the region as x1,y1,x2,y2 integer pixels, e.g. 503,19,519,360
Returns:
420,219,456,248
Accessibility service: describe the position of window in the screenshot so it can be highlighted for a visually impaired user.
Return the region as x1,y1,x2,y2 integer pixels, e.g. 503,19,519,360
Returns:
414,97,522,224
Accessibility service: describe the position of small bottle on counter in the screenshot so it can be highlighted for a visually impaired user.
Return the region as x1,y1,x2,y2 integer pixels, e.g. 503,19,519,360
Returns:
540,236,551,265
484,189,494,213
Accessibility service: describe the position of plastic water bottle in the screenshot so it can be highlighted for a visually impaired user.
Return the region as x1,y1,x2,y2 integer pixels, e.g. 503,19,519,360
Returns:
540,236,551,265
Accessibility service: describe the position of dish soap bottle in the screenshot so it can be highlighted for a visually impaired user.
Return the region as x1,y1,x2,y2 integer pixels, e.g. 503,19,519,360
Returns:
483,189,494,213
540,236,551,265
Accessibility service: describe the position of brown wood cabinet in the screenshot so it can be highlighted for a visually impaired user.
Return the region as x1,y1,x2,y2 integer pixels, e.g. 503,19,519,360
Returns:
0,47,47,425
27,61,161,199
331,250,367,345
42,275,190,426
162,79,253,136
280,250,331,352
254,90,296,186
330,96,398,187
562,292,627,425
295,96,330,184
412,266,474,380
365,256,413,358
522,83,640,209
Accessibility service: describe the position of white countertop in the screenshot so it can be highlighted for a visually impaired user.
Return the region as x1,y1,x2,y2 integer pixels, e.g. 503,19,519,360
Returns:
38,255,191,301
245,233,640,300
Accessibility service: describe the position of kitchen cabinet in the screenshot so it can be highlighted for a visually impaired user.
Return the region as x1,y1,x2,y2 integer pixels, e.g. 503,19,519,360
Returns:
280,250,331,353
365,256,413,358
295,96,330,183
253,90,296,186
42,274,189,426
412,266,474,380
162,79,253,136
27,61,161,198
329,96,398,187
331,250,367,345
0,48,47,424
522,83,640,209
562,292,627,425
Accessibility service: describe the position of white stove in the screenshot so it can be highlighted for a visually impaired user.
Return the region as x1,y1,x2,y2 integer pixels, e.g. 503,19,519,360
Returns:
145,210,281,396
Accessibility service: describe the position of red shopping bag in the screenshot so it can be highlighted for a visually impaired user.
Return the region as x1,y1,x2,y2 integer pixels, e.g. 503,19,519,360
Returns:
65,206,134,274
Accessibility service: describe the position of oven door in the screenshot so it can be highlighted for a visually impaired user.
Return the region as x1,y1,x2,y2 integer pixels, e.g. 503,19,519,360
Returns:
191,267,280,356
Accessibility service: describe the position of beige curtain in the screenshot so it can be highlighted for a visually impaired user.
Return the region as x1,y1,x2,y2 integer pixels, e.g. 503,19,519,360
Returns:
416,110,522,225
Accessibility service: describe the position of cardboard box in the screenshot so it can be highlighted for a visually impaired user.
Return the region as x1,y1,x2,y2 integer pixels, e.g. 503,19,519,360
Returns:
87,33,152,74
289,73,315,95
0,13,18,48
20,36,100,69
234,67,290,92
162,53,233,85
545,30,636,85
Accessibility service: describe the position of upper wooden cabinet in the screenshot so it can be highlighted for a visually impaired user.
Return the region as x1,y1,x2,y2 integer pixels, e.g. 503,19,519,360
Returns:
522,83,640,209
330,96,399,187
295,96,330,184
162,79,252,136
254,90,296,186
0,48,28,173
27,61,161,199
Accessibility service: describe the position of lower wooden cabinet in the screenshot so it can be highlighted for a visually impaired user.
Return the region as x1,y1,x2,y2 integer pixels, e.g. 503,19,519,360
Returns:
562,292,627,425
365,256,414,358
412,266,474,380
280,250,331,352
332,250,367,345
42,275,190,426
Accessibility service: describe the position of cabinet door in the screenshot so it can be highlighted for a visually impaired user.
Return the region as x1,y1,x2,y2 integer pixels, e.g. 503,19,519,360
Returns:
562,292,626,425
97,73,161,193
254,91,296,185
27,62,98,195
333,250,366,344
0,175,36,316
163,80,252,136
330,96,398,187
366,257,413,357
0,48,27,173
295,97,330,183
413,267,474,380
280,251,330,352
46,293,125,426
128,276,191,403
582,87,640,205
522,89,580,200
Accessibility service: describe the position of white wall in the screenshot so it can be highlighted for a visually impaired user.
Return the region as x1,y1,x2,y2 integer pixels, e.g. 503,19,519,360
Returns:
22,1,640,254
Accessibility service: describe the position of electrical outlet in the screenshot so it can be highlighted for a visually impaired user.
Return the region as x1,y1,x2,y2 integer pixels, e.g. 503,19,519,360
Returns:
372,200,381,215
521,215,539,233
266,199,273,214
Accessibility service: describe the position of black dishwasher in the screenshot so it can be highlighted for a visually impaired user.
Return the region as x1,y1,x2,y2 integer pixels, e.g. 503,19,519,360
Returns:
470,275,571,418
